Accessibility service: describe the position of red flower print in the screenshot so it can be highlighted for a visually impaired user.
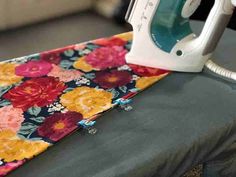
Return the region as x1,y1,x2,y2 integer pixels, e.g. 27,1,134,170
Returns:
93,70,132,89
93,37,127,47
3,77,67,111
37,112,83,142
129,64,169,77
85,46,127,70
0,160,24,177
40,52,61,65
40,46,75,65
15,61,52,78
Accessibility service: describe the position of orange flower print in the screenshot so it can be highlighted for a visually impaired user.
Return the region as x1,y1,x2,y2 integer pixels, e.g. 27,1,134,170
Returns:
0,63,22,87
0,130,50,162
60,87,113,119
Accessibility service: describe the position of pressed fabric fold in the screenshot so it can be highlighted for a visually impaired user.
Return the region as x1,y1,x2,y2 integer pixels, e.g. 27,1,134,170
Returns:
0,32,170,176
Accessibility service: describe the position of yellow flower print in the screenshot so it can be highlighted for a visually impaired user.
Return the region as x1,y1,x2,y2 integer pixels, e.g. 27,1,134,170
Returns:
114,32,133,41
60,87,113,119
0,130,50,162
73,57,94,72
136,74,167,90
0,63,23,87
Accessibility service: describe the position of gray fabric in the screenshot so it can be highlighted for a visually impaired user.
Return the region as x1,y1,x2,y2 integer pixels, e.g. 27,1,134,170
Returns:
7,21,236,177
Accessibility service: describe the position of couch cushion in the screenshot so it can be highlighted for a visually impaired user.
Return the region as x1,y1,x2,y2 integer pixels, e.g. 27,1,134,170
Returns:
0,0,92,30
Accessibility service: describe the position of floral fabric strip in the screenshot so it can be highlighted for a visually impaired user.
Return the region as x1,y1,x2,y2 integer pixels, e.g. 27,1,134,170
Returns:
0,32,169,176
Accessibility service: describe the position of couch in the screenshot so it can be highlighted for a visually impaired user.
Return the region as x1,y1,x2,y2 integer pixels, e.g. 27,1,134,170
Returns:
0,0,120,31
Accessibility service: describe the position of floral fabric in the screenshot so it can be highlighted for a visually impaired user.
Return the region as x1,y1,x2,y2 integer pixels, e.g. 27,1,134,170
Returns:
0,32,169,176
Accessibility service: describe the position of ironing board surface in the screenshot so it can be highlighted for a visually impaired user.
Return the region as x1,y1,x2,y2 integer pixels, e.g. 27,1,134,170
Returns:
5,21,236,177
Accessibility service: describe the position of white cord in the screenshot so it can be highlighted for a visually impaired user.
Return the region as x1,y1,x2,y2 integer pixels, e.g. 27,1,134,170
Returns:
205,60,236,81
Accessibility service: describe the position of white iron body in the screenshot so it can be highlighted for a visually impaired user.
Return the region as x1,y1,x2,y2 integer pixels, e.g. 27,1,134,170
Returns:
126,0,235,73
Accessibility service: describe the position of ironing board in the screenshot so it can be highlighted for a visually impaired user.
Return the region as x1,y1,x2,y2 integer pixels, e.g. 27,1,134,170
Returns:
3,21,236,177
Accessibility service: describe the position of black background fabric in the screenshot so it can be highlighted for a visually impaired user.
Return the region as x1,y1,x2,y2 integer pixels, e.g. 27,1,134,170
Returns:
7,21,236,177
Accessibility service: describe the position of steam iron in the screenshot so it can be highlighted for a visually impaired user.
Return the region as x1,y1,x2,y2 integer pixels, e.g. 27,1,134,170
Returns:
126,0,236,81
